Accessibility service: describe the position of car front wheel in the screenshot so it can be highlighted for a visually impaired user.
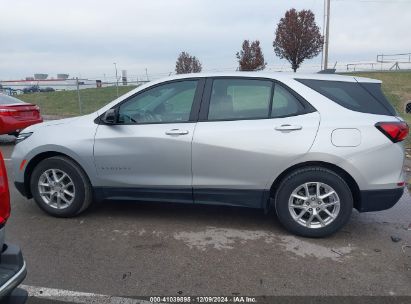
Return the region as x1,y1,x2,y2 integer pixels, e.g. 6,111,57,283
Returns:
274,167,353,237
30,156,92,217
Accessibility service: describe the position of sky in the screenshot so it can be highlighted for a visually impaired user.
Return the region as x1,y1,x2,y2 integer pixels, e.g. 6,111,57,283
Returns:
0,0,410,80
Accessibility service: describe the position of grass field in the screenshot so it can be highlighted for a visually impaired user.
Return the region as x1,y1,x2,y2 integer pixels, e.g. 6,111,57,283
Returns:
17,86,137,116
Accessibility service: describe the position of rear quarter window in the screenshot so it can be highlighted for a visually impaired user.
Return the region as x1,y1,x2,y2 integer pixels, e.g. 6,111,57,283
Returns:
296,79,396,116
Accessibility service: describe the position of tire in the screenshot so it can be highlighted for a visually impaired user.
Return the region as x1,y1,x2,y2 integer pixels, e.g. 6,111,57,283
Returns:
274,167,353,238
30,156,92,217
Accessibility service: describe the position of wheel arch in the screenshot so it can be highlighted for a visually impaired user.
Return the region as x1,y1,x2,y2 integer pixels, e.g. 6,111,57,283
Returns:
23,151,91,199
268,161,361,211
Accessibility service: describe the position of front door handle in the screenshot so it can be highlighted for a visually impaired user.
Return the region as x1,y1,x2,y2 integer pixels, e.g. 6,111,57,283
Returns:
165,129,189,136
275,124,303,131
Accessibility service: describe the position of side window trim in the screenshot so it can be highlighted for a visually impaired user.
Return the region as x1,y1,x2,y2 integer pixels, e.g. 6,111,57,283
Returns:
198,78,214,121
188,78,206,122
96,78,205,125
268,83,275,118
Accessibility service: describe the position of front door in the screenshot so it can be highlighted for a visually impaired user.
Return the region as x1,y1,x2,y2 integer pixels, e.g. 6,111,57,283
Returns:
93,79,204,203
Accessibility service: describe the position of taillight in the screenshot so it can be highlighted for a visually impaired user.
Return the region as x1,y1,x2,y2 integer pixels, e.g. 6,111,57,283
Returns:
0,108,17,116
0,152,10,225
375,122,409,143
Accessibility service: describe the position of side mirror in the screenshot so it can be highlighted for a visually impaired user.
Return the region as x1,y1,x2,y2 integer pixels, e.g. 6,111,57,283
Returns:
102,109,117,124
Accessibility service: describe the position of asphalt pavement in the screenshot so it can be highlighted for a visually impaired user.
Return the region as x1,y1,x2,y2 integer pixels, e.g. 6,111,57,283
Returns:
0,136,410,302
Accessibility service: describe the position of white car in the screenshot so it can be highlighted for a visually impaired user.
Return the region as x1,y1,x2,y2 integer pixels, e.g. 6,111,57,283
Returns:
12,72,408,237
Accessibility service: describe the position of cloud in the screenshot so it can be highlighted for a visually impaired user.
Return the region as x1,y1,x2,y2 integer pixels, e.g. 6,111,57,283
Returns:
0,0,410,79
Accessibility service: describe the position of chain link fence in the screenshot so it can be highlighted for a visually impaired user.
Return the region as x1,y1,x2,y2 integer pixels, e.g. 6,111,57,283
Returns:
0,79,148,117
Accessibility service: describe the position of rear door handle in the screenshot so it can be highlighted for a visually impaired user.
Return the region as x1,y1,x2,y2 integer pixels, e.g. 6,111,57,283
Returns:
165,129,189,136
275,124,303,131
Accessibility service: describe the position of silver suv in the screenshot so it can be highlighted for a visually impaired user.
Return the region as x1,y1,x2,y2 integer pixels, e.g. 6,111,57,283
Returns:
11,73,408,237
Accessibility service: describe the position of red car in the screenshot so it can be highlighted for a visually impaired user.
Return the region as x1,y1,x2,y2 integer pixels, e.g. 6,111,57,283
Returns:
0,94,43,136
0,151,27,301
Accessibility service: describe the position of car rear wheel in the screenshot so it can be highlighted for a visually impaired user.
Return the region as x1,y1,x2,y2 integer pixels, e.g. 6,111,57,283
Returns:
30,156,92,217
274,167,353,237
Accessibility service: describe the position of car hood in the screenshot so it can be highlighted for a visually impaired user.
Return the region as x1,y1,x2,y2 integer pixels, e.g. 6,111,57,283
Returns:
21,114,96,133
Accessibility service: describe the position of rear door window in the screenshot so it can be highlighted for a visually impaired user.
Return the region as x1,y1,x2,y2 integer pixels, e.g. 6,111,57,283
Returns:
271,84,305,118
207,79,272,120
296,79,396,116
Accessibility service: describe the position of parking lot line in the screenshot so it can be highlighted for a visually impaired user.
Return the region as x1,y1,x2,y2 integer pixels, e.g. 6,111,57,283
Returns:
20,285,151,304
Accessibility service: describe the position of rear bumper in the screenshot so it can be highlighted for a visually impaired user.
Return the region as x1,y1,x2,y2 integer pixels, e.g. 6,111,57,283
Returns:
0,244,27,300
357,187,404,212
0,117,43,135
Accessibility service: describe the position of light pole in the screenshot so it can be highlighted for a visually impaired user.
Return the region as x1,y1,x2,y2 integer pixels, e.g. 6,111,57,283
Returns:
113,62,119,97
322,0,331,70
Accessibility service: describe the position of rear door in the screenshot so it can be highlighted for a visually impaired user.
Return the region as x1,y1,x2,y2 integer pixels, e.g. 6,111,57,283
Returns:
192,77,320,208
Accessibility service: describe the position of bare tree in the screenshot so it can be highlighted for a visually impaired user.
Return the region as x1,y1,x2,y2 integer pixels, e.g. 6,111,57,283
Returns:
175,52,202,74
236,40,267,71
273,9,324,72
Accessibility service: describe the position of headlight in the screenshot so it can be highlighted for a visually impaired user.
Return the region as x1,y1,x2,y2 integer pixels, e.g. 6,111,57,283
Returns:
16,132,33,144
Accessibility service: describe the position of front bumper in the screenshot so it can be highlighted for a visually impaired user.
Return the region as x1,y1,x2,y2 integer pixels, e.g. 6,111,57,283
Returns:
357,187,404,212
0,244,27,300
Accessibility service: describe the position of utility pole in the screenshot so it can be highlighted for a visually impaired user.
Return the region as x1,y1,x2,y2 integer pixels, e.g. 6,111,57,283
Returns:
76,77,82,115
323,0,331,70
320,0,326,70
113,62,119,97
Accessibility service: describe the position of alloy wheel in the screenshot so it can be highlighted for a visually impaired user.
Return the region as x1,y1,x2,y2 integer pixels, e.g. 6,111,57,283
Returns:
288,182,340,229
38,169,76,209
